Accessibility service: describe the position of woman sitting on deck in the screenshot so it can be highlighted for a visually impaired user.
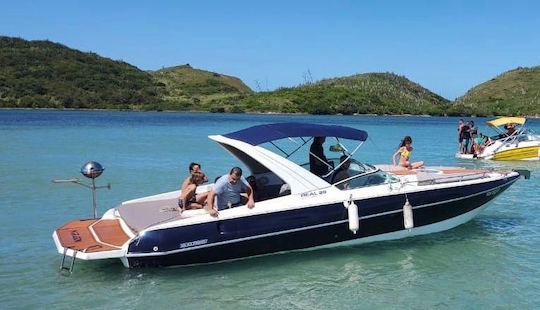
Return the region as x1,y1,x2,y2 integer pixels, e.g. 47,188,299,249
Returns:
178,171,207,211
471,133,486,157
392,136,424,169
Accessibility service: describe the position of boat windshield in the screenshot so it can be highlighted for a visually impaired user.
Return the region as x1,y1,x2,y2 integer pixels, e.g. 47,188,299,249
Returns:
300,158,399,189
328,158,400,190
490,127,540,142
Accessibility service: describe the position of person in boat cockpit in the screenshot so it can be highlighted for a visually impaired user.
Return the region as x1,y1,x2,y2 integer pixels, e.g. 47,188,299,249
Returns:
246,175,259,202
332,155,351,189
505,123,516,136
206,167,255,217
309,136,329,177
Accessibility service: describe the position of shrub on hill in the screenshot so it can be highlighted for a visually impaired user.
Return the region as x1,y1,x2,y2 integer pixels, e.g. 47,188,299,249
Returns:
0,36,163,109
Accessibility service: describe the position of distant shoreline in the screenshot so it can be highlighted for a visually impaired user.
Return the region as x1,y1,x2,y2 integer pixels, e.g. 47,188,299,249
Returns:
2,107,540,119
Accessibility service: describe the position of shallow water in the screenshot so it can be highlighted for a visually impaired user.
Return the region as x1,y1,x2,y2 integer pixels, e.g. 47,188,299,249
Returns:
1,110,539,309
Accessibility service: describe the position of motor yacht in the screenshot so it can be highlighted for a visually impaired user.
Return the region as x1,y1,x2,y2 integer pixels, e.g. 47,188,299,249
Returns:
456,117,540,161
53,123,525,269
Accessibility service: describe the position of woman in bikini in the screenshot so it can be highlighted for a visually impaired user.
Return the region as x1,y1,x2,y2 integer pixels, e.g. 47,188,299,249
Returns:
392,136,424,169
178,171,207,211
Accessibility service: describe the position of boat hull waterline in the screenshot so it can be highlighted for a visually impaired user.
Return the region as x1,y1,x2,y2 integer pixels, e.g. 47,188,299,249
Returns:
456,145,540,161
124,175,518,267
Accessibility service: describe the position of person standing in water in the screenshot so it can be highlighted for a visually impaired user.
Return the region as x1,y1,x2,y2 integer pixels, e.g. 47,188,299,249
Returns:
392,136,424,169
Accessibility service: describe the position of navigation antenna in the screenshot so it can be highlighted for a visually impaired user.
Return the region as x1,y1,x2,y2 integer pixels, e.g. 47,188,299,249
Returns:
52,161,111,219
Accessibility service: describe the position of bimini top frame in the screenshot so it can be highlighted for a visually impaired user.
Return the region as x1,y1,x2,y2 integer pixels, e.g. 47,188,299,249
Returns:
223,122,368,145
486,117,526,128
210,123,370,194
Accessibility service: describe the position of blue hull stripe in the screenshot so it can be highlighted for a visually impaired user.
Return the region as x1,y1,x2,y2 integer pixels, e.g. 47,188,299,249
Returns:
127,175,517,267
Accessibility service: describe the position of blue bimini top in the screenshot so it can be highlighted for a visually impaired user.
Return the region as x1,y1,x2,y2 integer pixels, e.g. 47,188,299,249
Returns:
223,122,368,146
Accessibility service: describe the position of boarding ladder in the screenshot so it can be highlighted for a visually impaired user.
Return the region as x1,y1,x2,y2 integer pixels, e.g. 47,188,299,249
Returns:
59,248,77,275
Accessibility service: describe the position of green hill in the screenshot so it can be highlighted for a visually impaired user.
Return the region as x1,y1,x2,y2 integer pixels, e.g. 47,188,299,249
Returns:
237,73,450,115
4,36,539,116
0,36,164,109
453,66,540,116
151,65,252,111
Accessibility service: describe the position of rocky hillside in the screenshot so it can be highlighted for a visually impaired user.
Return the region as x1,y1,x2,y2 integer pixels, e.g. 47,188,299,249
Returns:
453,66,540,116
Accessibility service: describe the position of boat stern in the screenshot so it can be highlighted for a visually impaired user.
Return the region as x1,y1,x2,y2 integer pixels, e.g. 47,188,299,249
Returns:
52,218,131,261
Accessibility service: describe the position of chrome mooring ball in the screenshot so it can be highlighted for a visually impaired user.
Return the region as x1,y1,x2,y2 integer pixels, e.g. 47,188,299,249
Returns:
80,161,104,179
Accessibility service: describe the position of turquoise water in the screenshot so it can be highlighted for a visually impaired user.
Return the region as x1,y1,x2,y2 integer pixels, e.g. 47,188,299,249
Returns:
1,110,539,309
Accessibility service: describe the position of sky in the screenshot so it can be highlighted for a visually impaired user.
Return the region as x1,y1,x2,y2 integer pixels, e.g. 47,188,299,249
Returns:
2,0,540,99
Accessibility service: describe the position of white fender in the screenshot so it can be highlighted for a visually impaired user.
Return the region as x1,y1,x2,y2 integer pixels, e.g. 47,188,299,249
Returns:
344,197,359,234
403,196,414,230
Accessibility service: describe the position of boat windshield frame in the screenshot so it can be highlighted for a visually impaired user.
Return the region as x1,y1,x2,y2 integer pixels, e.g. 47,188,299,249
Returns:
212,123,372,193
489,124,537,143
270,135,367,179
330,160,400,190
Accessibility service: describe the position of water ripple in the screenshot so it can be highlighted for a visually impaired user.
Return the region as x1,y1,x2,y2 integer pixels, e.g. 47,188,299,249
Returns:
2,111,540,308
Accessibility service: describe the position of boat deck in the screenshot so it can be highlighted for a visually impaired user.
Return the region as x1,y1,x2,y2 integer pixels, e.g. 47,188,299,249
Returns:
374,165,509,185
390,168,487,176
55,219,130,253
376,165,484,175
